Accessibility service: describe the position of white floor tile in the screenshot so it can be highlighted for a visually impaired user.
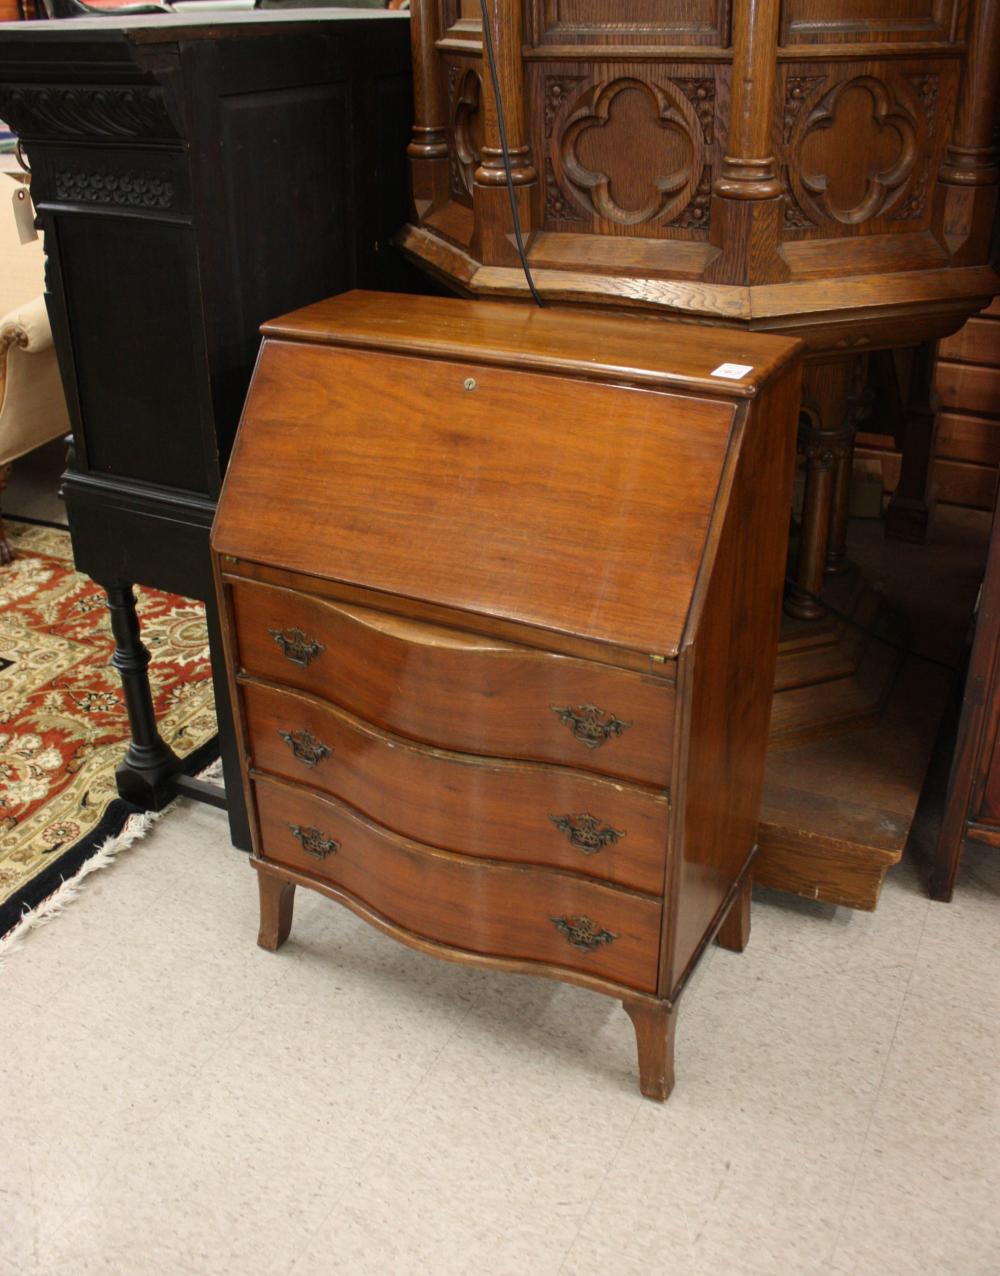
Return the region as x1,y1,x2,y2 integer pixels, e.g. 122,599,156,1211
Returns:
1,794,995,1276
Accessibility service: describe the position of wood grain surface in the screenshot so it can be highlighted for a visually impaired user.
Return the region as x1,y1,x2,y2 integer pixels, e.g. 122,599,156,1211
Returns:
254,773,662,992
216,340,739,661
229,580,676,786
261,290,801,397
242,677,670,894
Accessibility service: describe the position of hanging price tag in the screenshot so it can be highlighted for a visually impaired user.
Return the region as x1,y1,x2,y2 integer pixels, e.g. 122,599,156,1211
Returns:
12,182,38,245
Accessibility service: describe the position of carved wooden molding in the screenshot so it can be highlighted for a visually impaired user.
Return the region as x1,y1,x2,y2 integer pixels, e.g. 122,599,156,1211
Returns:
544,156,586,223
53,168,175,210
448,66,483,202
551,75,703,229
0,84,177,142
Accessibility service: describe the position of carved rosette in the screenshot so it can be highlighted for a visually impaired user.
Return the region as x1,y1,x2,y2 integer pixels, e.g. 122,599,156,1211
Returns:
669,166,712,232
546,75,704,230
544,76,585,140
783,75,825,145
545,157,585,224
787,74,919,227
673,77,715,144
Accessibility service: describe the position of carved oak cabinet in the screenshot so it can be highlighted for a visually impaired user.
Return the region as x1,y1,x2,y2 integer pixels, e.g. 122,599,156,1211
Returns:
400,0,1000,913
212,290,802,1099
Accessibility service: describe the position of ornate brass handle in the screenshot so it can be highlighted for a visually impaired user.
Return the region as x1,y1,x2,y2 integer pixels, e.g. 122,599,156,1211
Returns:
268,626,324,668
289,824,339,859
551,704,631,750
278,728,331,769
550,915,618,952
550,813,625,854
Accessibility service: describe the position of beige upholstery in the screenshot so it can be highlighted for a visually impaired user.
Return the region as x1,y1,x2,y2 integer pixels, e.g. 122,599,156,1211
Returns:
0,172,71,562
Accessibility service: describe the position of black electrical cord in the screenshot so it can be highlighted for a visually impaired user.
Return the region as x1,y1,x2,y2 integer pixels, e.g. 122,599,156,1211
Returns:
478,0,544,307
784,577,961,672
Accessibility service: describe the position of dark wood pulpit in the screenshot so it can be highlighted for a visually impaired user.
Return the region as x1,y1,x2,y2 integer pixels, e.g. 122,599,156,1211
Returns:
0,10,419,847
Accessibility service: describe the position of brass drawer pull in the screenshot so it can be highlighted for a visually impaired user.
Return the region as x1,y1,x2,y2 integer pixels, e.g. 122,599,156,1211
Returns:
551,915,618,952
278,728,331,769
550,813,625,854
269,626,325,668
551,703,631,749
289,823,339,859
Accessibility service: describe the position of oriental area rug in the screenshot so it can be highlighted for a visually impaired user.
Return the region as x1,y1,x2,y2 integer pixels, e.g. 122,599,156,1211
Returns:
0,519,218,942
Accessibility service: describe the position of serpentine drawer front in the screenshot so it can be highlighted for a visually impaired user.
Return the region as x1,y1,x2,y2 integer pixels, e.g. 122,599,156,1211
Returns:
241,679,670,896
230,579,675,788
212,290,804,1100
254,775,663,994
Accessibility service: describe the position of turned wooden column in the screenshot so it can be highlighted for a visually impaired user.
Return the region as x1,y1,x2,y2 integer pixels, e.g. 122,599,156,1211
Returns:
407,0,450,217
934,0,1000,264
472,0,537,266
884,343,940,544
705,0,788,284
786,359,862,620
826,359,869,576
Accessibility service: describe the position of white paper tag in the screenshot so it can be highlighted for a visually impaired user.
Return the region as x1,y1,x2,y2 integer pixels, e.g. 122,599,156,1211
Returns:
710,362,754,380
12,183,38,244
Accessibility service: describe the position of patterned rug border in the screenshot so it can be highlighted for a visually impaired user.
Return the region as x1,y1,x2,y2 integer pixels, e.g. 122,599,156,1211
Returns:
0,734,220,944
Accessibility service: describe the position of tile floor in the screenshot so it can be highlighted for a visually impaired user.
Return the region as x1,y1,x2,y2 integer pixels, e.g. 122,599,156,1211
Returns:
1,796,997,1276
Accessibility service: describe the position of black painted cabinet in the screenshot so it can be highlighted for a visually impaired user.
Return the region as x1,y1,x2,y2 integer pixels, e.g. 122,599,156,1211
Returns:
0,12,420,847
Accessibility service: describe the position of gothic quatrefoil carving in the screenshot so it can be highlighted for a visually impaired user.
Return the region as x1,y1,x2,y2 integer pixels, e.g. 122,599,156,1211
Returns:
451,69,484,200
555,78,702,227
794,76,917,225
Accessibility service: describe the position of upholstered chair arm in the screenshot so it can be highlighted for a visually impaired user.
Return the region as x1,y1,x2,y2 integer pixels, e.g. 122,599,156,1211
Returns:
0,295,54,361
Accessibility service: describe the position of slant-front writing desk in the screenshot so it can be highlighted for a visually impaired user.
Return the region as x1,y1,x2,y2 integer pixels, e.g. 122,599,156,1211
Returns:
213,291,803,1098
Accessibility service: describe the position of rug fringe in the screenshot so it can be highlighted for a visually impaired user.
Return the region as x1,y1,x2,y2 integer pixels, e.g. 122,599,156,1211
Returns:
0,757,224,965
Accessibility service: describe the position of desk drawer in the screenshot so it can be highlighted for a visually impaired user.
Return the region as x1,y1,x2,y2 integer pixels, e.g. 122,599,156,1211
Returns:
229,579,675,787
254,775,661,993
243,679,669,895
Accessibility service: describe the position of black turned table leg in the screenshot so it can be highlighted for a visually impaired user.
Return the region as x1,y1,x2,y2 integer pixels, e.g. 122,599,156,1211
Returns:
105,583,183,810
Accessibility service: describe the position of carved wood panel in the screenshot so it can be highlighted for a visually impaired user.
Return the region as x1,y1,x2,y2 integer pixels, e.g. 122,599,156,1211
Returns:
445,60,483,207
0,82,180,142
779,60,959,237
532,0,730,47
779,0,957,45
440,0,482,44
539,65,724,236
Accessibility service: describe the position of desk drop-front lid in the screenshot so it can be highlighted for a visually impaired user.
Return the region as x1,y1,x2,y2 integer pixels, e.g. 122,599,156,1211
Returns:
213,291,801,664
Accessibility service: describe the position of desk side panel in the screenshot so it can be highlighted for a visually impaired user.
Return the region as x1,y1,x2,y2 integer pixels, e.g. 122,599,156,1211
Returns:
665,364,802,997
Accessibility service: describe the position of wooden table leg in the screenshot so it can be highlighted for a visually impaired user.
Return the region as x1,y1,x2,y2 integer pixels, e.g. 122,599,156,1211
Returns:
716,875,752,952
105,582,184,810
622,996,677,1102
257,867,296,950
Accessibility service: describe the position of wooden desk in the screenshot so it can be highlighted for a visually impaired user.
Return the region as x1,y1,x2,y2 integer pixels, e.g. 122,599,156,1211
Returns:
212,290,803,1099
0,11,420,846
